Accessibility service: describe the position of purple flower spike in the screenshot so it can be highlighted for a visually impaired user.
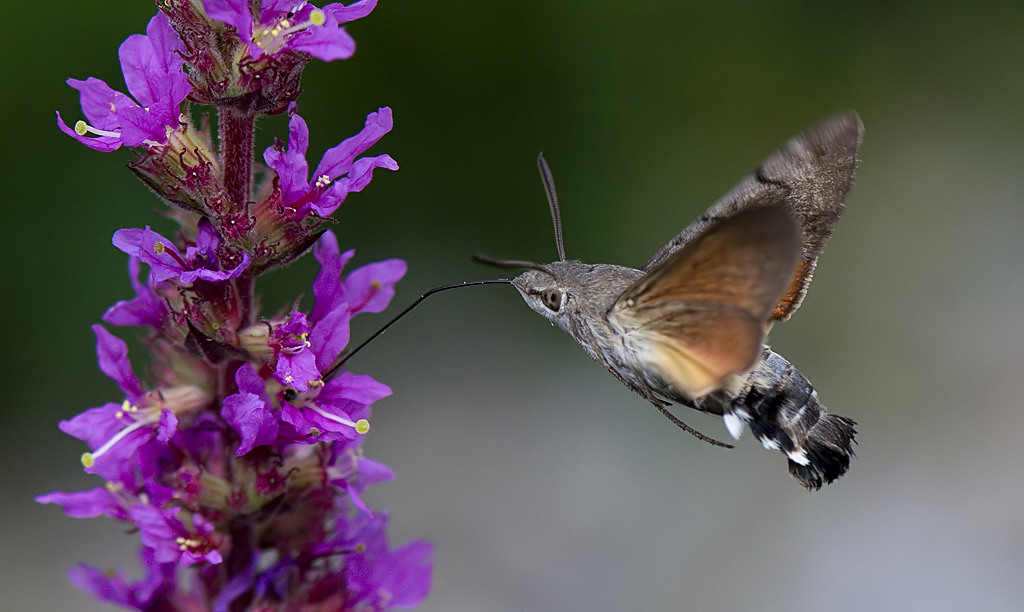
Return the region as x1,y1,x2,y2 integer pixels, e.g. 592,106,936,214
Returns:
57,12,189,151
204,0,379,61
265,106,398,218
45,1,431,606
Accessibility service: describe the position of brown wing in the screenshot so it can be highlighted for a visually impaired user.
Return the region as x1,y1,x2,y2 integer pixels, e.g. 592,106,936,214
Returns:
611,205,801,398
643,111,863,321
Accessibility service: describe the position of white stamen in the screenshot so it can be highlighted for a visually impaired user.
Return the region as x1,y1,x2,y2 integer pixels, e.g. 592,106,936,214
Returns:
89,417,151,461
74,120,119,139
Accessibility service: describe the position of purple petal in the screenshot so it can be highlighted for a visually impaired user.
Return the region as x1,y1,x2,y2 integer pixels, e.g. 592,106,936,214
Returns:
59,403,124,449
117,104,167,147
68,564,135,608
337,478,371,514
235,361,267,396
343,259,407,314
312,231,355,322
35,488,129,521
342,153,399,192
309,305,351,371
130,505,181,564
222,391,278,456
260,0,299,19
87,427,153,480
92,324,142,396
264,110,312,207
156,409,178,442
202,0,255,38
286,15,356,62
325,372,392,404
382,540,434,608
66,77,130,130
194,216,221,253
325,0,379,23
313,107,393,180
275,348,320,392
112,227,186,282
179,252,251,283
56,110,122,152
118,13,188,116
103,257,168,328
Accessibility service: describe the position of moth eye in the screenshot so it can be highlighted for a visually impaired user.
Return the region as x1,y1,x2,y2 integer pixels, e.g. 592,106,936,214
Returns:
541,288,563,312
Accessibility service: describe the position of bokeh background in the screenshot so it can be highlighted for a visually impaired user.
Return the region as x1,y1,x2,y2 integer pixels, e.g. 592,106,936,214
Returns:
5,1,1024,610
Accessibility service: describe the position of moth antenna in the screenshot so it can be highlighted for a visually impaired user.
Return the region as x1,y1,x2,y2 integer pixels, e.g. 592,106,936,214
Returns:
322,278,512,380
537,153,566,261
472,253,556,279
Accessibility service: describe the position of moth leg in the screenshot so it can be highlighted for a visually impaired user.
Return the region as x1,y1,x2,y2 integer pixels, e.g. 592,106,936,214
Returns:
649,400,734,449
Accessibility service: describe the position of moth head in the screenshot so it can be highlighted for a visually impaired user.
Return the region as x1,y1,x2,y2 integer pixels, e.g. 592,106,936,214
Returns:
511,266,570,324
473,152,574,327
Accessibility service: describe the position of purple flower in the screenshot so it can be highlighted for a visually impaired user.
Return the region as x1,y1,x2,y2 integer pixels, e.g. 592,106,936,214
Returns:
131,505,223,567
112,221,250,284
56,12,190,151
69,548,176,610
221,363,279,455
339,513,433,609
271,311,325,393
56,326,212,479
282,371,391,445
312,230,407,321
102,256,169,329
265,105,398,218
204,0,380,61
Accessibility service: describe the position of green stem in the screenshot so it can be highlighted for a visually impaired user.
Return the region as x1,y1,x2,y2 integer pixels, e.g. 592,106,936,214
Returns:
219,107,255,214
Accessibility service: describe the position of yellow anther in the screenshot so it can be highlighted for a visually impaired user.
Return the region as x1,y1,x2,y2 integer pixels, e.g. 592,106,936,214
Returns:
310,10,326,26
354,543,366,553
370,280,382,290
315,174,331,188
355,419,370,435
74,121,89,136
154,242,166,254
81,453,95,468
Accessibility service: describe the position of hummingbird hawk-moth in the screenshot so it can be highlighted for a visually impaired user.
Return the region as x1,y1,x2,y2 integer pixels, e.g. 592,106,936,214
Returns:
476,111,862,489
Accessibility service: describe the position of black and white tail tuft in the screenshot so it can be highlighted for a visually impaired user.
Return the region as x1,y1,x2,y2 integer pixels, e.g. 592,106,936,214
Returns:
712,349,857,489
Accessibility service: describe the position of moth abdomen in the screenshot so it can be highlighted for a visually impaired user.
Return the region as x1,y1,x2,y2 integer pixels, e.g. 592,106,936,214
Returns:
703,348,857,490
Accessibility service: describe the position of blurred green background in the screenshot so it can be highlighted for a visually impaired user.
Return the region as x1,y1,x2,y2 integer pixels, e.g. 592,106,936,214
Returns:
5,1,1024,610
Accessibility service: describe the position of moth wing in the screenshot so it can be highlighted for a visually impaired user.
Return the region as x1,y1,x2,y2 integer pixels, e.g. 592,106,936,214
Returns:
643,111,863,321
636,308,767,398
612,205,801,398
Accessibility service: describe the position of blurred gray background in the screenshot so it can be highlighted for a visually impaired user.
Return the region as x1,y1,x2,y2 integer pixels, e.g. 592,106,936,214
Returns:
5,1,1024,610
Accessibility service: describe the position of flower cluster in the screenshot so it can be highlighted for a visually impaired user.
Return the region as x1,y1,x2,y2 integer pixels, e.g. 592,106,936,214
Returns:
39,2,431,610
